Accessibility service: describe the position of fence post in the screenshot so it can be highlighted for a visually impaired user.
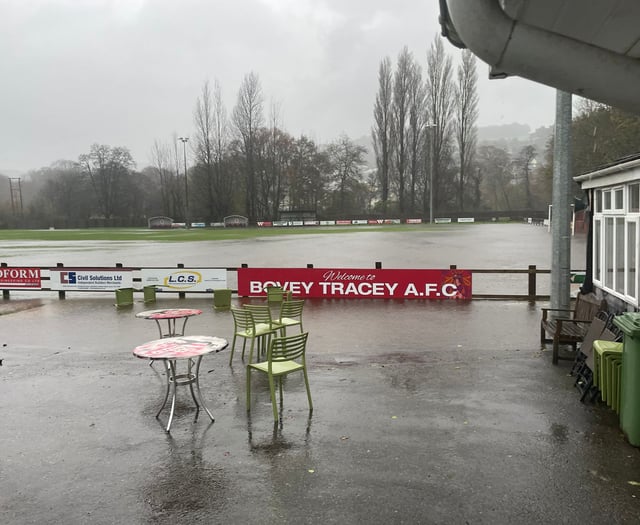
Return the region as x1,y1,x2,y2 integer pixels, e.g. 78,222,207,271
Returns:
57,263,65,300
1,263,9,300
177,263,185,299
528,265,537,301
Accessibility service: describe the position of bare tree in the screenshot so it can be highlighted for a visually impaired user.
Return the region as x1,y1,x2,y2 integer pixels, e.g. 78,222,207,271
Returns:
424,36,455,217
232,72,264,222
478,145,512,210
372,56,393,213
289,135,328,213
392,47,412,214
454,49,478,211
325,134,367,215
149,139,179,218
79,144,135,220
407,55,427,215
192,80,232,222
514,144,536,209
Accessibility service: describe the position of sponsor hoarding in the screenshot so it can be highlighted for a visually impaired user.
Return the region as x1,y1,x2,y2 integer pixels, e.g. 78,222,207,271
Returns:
238,267,472,299
0,267,42,289
49,268,133,291
141,268,227,292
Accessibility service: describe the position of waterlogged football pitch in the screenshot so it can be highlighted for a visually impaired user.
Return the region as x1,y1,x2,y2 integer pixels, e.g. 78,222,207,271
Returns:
0,223,585,271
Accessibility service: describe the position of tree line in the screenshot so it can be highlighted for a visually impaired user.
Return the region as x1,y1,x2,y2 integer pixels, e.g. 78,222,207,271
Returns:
2,35,640,228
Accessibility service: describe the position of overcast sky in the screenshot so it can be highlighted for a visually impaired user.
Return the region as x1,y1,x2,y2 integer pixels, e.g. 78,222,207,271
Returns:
0,0,558,174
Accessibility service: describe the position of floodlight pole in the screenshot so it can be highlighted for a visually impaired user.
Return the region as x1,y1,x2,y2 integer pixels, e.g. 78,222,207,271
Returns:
178,137,189,227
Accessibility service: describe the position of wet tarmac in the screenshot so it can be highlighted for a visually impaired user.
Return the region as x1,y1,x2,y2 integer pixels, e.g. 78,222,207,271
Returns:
2,294,640,524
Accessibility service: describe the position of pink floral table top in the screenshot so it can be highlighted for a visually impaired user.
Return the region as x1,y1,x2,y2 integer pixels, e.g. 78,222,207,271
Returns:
135,308,202,320
133,336,228,359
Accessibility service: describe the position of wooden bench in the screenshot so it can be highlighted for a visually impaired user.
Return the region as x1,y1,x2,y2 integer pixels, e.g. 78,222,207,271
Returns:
540,292,607,365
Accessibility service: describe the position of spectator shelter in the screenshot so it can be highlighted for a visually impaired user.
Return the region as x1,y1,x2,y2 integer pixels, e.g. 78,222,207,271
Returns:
224,215,248,227
575,154,640,312
148,216,173,229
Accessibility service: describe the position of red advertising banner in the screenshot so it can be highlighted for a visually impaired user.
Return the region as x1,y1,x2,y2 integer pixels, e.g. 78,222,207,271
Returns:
0,267,42,289
238,268,472,299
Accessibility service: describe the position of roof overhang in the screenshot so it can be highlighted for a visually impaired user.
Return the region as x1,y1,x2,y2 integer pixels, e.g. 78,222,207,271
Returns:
574,156,640,189
439,0,640,114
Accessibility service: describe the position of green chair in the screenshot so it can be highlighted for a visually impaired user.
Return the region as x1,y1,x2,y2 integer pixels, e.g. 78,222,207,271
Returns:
266,285,285,304
213,288,233,311
246,331,312,423
115,287,134,308
229,307,276,365
275,299,305,335
243,304,279,358
143,285,157,304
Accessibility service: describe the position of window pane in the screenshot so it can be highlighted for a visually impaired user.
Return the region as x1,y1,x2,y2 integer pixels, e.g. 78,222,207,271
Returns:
615,188,624,210
630,184,640,213
594,218,601,282
604,191,612,210
616,217,625,294
605,217,614,288
627,221,637,299
594,189,601,213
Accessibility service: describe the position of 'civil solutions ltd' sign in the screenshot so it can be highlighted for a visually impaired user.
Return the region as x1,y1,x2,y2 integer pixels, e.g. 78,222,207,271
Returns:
238,268,472,299
49,268,133,291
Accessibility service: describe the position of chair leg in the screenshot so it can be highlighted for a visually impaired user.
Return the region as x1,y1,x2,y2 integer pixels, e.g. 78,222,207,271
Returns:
229,334,238,365
303,367,313,411
552,338,559,365
247,338,256,364
268,374,278,422
246,366,252,411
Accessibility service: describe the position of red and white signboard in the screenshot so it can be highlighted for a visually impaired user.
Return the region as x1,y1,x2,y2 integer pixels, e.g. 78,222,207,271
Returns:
238,268,472,300
0,267,42,289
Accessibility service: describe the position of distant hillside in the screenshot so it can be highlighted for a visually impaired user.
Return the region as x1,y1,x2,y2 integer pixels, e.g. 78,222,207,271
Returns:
477,123,553,160
354,122,552,168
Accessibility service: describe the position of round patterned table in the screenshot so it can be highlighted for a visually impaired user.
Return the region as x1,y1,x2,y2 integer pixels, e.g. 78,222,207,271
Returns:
133,335,228,432
135,308,203,339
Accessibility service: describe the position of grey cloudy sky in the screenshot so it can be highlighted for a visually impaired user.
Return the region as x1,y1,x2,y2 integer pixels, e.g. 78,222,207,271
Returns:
0,0,557,173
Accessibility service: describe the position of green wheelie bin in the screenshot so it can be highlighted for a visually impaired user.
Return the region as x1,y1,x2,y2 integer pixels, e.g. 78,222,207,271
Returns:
613,312,640,446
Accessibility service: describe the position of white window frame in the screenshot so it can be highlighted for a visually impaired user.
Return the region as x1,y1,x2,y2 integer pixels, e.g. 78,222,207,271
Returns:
593,183,640,306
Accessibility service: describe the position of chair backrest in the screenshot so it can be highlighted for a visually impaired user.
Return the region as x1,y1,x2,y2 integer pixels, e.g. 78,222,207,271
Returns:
279,299,304,320
574,293,607,321
268,332,309,362
231,307,255,332
579,311,608,358
243,304,274,325
266,286,285,303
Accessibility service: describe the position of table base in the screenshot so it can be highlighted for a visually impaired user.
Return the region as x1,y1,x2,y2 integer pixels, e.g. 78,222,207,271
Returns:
157,356,214,432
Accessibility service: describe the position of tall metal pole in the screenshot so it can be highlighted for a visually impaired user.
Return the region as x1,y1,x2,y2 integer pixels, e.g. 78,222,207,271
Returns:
178,137,189,227
551,91,572,313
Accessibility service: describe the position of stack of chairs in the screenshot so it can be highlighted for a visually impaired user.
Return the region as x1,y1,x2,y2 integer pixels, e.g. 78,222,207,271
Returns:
572,311,623,404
